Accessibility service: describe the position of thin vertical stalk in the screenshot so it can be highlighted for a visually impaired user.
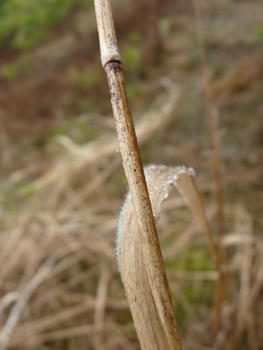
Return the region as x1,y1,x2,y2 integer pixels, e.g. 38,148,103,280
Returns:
93,0,182,349
193,0,227,333
193,0,226,261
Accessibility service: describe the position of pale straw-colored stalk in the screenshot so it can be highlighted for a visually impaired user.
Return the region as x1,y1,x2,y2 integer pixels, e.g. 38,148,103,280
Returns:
93,0,182,349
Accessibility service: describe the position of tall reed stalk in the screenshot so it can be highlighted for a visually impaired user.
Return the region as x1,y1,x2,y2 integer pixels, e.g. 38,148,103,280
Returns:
93,0,182,349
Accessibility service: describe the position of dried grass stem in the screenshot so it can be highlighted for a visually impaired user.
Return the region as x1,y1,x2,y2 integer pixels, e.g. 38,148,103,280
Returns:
94,0,182,348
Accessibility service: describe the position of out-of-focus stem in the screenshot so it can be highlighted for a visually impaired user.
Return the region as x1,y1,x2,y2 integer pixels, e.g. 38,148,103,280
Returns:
193,0,226,261
193,0,227,333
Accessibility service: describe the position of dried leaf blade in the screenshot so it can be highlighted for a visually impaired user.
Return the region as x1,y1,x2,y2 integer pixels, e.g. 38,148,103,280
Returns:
117,165,217,349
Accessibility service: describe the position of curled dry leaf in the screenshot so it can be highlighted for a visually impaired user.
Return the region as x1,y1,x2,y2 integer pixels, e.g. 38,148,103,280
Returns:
117,165,219,350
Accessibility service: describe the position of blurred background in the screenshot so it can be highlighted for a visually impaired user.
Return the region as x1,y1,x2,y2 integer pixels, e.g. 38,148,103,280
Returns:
0,0,262,349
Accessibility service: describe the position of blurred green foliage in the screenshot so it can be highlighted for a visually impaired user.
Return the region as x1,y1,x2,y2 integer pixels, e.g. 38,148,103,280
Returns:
51,116,101,145
0,0,92,50
122,45,141,71
166,245,215,323
70,68,102,90
1,58,33,80
166,245,214,272
253,24,263,45
158,18,171,38
179,50,200,72
126,84,139,104
128,29,142,44
1,62,22,80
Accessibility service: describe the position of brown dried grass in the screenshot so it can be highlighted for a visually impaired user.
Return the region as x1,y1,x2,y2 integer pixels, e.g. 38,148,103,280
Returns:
0,2,262,347
1,100,262,349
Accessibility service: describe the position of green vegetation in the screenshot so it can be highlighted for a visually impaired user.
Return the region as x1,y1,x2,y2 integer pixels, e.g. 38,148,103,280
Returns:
1,59,33,80
253,24,263,45
70,68,102,90
122,45,142,71
166,246,214,272
51,117,101,144
0,0,92,50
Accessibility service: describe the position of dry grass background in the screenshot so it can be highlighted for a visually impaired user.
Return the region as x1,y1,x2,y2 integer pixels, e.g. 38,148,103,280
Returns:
0,0,263,349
